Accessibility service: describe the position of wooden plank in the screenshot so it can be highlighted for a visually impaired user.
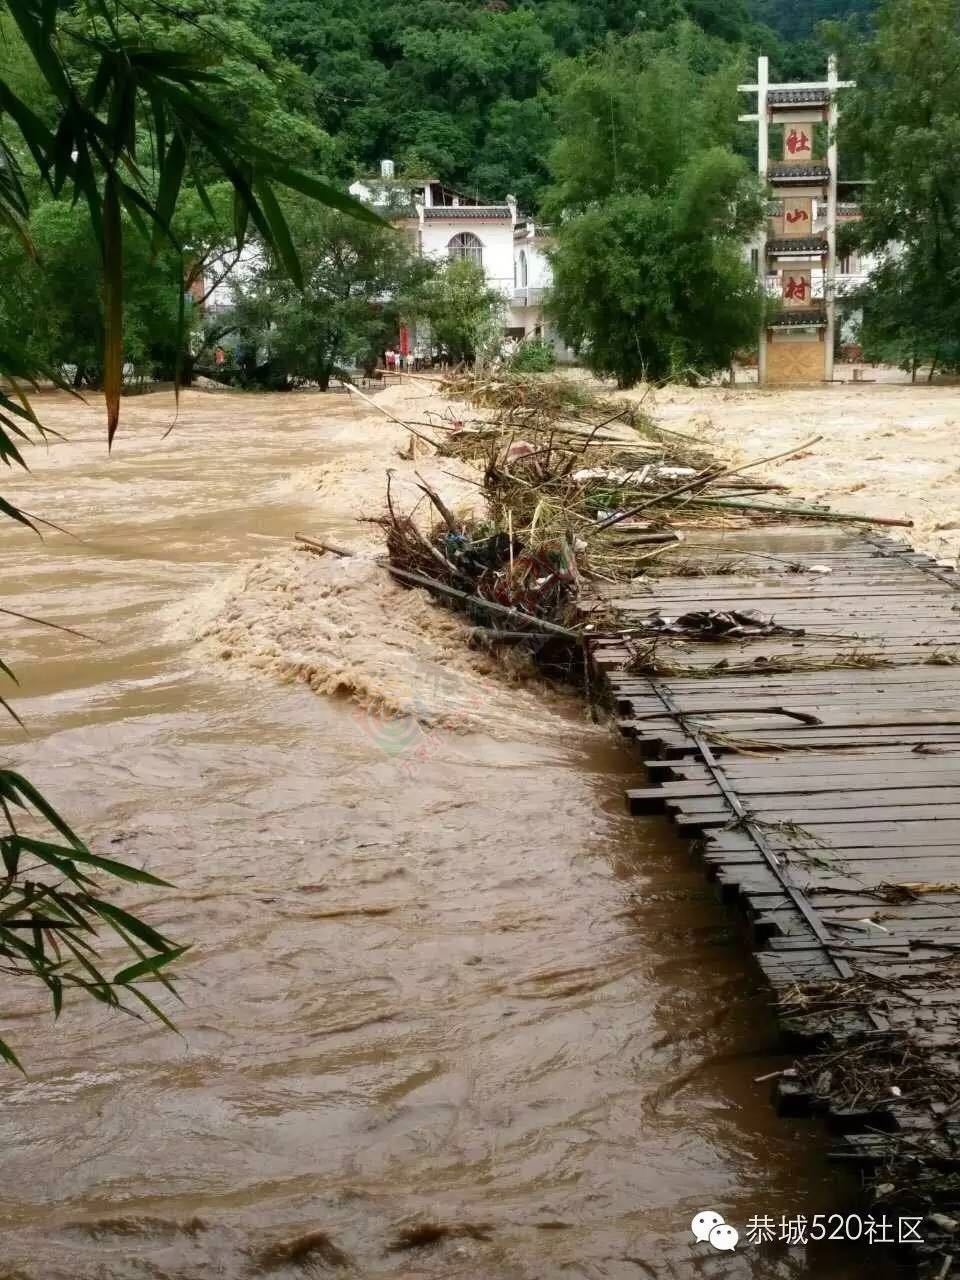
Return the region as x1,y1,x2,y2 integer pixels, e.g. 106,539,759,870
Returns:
613,679,960,699
614,687,960,708
593,533,960,1198
639,728,960,744
618,643,960,656
617,691,960,710
719,590,960,600
646,757,960,779
625,733,960,755
613,608,960,626
708,824,960,849
648,670,960,690
676,804,960,829
614,653,960,670
672,787,960,810
626,710,960,730
625,709,960,728
703,848,960,876
616,688,960,709
834,918,960,941
640,777,960,801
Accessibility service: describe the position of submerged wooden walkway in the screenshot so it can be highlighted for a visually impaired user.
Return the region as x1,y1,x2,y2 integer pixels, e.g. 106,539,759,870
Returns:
586,532,960,1272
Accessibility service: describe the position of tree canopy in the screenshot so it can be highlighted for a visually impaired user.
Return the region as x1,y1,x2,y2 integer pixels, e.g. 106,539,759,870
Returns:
754,0,879,43
227,199,433,387
843,0,960,374
408,258,506,365
0,195,190,387
545,29,765,385
262,0,813,207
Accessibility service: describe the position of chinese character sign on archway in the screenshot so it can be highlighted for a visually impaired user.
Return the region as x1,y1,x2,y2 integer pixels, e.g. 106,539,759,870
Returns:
783,270,813,307
783,124,814,161
782,197,813,238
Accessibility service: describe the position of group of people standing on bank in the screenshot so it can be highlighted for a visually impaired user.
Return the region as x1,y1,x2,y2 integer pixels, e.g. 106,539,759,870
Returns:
383,347,449,372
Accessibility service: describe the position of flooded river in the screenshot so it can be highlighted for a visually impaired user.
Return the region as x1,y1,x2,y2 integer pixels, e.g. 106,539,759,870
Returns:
0,389,888,1279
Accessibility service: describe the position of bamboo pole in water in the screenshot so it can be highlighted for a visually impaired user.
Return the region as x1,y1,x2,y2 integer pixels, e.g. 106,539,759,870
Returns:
294,534,356,557
386,566,580,640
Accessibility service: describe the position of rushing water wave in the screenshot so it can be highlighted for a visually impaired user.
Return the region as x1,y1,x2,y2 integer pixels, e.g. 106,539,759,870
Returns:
0,387,890,1279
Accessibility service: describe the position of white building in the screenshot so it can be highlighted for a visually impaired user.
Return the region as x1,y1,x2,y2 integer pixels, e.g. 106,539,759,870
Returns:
511,218,553,336
349,162,567,356
197,164,572,364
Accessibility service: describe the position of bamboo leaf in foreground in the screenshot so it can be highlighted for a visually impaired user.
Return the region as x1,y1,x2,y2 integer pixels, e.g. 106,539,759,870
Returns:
0,762,185,1067
0,0,388,1068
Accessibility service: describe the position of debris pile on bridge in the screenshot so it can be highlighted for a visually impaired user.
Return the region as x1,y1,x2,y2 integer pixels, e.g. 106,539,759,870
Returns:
371,374,911,650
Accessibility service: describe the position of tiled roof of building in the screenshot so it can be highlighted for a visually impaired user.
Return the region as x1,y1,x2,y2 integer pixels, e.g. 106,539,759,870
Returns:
768,163,831,180
769,308,827,328
767,236,829,254
768,88,830,106
423,205,512,220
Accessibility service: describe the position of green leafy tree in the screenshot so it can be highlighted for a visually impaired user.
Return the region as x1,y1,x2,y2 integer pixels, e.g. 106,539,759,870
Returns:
754,0,879,43
510,337,557,371
857,254,960,379
409,258,505,365
75,0,340,172
0,196,190,386
471,96,556,213
545,27,764,384
843,0,960,375
230,201,431,388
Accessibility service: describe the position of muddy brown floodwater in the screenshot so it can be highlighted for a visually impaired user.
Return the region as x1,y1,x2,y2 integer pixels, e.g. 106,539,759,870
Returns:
0,390,894,1280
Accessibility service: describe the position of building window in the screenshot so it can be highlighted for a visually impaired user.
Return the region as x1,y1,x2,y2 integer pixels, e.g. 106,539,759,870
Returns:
447,232,483,266
518,249,528,287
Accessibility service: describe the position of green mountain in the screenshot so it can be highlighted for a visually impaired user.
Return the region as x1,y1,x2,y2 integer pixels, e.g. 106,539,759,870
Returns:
262,0,878,209
753,0,878,41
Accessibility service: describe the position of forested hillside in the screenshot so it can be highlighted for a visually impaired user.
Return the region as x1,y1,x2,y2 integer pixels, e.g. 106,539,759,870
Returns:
754,0,878,41
261,0,879,211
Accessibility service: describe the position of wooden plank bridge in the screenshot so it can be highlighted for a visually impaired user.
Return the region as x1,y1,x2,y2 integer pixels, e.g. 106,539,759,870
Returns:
585,532,960,1272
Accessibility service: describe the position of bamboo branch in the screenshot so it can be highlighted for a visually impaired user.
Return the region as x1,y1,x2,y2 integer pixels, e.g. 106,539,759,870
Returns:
414,472,460,532
596,436,824,531
342,381,441,448
672,497,913,527
295,534,356,558
387,566,580,639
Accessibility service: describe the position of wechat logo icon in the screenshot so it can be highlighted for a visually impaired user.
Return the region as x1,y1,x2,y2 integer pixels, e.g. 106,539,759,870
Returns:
691,1210,739,1252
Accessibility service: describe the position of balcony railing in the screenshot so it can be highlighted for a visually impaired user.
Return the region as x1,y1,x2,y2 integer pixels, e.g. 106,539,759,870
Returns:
512,287,546,307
